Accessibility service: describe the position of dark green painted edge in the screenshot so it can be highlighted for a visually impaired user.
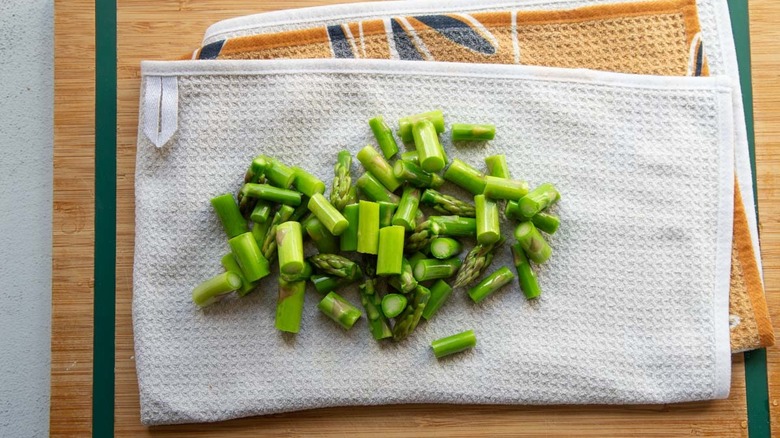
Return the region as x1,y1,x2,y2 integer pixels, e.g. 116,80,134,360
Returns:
94,0,117,436
727,1,771,437
89,1,768,437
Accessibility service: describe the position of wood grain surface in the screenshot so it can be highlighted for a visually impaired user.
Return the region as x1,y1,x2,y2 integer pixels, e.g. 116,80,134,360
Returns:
52,0,778,436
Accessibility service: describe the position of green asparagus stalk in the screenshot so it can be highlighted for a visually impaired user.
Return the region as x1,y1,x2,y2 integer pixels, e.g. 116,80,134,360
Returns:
431,330,477,358
413,119,446,173
301,214,339,254
357,145,402,192
451,123,495,141
482,176,529,201
514,222,552,264
251,220,270,246
400,150,419,163
228,232,271,282
421,279,453,320
280,261,313,282
392,187,420,231
429,237,463,259
381,294,407,318
504,200,523,220
290,198,311,222
413,257,462,282
531,212,560,234
261,205,295,260
220,253,258,297
308,193,349,236
275,279,306,333
429,215,477,237
369,115,400,159
339,204,359,251
250,200,273,224
262,156,297,188
275,221,305,275
310,271,361,294
475,195,500,245
292,166,326,197
511,243,541,299
378,201,397,228
398,109,445,143
211,193,249,238
346,185,359,205
443,159,486,195
405,219,436,253
452,239,503,288
377,225,405,276
359,278,393,340
484,154,510,178
357,200,380,254
192,272,242,307
318,291,362,330
468,266,515,303
409,251,427,266
388,257,418,293
356,173,401,204
420,189,476,217
393,160,445,189
330,150,353,211
392,285,431,341
308,253,360,278
240,183,302,206
518,183,561,218
244,155,268,184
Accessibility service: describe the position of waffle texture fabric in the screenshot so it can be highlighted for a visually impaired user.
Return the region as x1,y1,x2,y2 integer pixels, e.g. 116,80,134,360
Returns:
134,59,733,425
193,0,773,357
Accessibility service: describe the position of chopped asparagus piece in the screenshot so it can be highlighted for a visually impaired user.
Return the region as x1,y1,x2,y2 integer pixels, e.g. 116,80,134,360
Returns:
413,257,462,282
511,244,541,299
518,183,561,218
192,272,242,308
468,266,515,303
392,187,420,231
275,279,306,333
429,237,463,260
377,225,405,276
413,118,446,173
443,159,486,195
356,172,401,204
280,261,313,283
308,253,360,278
249,200,273,224
514,222,552,264
400,150,419,163
357,145,402,192
318,291,362,330
228,232,271,282
369,115,400,159
393,160,445,189
422,280,453,320
310,273,359,294
398,109,445,143
451,123,495,141
531,212,560,235
220,253,257,296
392,285,431,341
388,257,418,293
381,294,408,318
261,205,295,260
360,278,393,340
292,166,326,197
357,200,380,255
431,330,477,358
484,154,510,178
420,189,476,217
210,193,249,238
240,183,302,206
308,193,349,236
339,204,359,251
429,215,477,237
452,239,503,288
251,220,270,246
378,201,397,228
330,150,353,211
482,176,530,201
261,156,296,188
275,221,304,275
475,195,500,245
302,214,339,254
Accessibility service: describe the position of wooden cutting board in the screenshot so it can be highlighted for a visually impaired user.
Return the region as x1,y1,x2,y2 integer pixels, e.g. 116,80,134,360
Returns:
52,0,780,436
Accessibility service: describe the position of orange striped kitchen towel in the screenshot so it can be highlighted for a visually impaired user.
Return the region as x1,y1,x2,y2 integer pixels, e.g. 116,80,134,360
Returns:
182,0,772,352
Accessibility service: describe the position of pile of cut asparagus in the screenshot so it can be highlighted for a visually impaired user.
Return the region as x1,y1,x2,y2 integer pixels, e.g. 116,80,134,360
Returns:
192,110,560,359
